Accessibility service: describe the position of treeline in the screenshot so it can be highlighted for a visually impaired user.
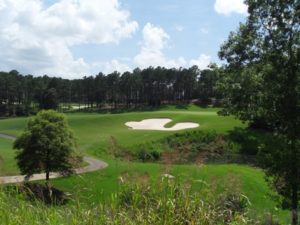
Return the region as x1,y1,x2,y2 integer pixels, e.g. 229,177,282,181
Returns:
0,65,221,116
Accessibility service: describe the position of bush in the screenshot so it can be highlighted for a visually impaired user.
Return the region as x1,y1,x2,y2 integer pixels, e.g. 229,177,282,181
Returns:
134,131,241,163
135,149,161,162
113,130,261,164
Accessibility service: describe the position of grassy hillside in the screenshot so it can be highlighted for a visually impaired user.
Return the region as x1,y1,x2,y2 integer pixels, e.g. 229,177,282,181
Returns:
0,105,289,222
0,138,19,175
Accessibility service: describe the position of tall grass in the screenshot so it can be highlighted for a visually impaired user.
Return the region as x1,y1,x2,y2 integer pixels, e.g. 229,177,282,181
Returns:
0,177,263,225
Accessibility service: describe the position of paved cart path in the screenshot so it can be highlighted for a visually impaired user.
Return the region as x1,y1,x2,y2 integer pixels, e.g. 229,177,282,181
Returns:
0,133,108,184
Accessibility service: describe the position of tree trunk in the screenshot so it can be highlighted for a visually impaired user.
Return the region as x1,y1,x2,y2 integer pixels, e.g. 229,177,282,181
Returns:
46,171,50,181
291,185,298,225
291,138,299,225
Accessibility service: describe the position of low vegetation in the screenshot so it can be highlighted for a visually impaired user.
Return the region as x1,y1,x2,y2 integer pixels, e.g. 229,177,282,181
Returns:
112,130,264,165
0,177,270,225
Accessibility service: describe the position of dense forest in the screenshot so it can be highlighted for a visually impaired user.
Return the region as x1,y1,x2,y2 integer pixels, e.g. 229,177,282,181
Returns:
0,65,221,116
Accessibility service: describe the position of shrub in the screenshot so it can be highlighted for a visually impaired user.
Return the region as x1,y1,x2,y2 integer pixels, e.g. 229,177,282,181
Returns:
134,131,241,163
135,149,161,162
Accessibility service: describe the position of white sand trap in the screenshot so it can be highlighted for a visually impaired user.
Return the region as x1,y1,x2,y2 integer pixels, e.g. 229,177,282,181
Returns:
125,118,199,131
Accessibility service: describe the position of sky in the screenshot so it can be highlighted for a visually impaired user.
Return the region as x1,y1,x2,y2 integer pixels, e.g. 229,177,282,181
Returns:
0,0,247,78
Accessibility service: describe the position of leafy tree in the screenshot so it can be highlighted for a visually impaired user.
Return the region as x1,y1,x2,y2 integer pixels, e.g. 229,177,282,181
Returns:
106,72,120,108
94,72,107,108
218,1,300,224
38,88,59,110
197,64,220,105
13,110,78,181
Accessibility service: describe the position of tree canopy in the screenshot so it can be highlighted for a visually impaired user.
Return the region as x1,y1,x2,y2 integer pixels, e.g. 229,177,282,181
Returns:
0,66,221,116
218,1,300,224
13,110,78,181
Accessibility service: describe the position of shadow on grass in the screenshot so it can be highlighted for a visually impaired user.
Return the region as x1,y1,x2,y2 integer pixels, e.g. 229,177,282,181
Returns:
65,104,172,114
175,104,189,110
4,183,70,205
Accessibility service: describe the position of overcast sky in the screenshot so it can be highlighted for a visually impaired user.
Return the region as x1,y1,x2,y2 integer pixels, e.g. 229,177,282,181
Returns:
0,0,247,78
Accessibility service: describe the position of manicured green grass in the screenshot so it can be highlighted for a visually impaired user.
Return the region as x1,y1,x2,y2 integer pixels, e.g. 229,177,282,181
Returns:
0,106,245,154
0,138,19,175
0,117,29,136
0,105,289,222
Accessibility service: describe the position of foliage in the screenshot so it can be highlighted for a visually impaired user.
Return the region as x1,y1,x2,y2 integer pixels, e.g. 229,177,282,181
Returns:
0,65,224,116
197,64,222,105
218,0,300,223
259,135,300,209
37,88,59,110
13,110,79,181
134,131,246,164
227,127,271,155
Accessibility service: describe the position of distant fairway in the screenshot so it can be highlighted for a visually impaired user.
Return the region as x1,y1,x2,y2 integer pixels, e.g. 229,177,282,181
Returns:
0,105,289,222
0,105,245,157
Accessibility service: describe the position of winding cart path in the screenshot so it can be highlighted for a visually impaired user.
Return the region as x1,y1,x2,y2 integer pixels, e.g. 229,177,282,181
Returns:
0,133,108,184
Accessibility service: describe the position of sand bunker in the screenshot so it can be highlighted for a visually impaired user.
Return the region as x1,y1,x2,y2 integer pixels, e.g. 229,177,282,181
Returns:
125,118,199,131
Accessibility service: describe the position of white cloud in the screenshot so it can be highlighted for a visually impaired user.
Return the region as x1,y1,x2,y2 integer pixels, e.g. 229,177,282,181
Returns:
134,23,210,70
214,0,248,16
142,23,169,51
134,23,186,69
0,0,138,78
93,59,132,74
189,54,211,69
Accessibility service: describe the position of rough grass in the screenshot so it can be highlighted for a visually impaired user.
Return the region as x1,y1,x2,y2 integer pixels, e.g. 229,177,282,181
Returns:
0,177,261,225
48,160,288,223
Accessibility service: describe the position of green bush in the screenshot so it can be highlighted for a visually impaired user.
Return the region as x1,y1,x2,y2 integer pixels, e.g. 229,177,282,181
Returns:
134,131,241,163
136,149,161,162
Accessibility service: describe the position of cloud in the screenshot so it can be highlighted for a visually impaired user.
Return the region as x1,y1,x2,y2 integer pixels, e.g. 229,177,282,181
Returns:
214,0,248,16
189,54,211,69
92,59,132,74
0,0,138,78
142,23,169,51
134,23,211,70
134,23,186,69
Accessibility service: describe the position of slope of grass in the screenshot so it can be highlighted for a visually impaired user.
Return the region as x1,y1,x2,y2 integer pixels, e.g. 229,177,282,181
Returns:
0,105,289,222
0,138,19,175
48,160,288,223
